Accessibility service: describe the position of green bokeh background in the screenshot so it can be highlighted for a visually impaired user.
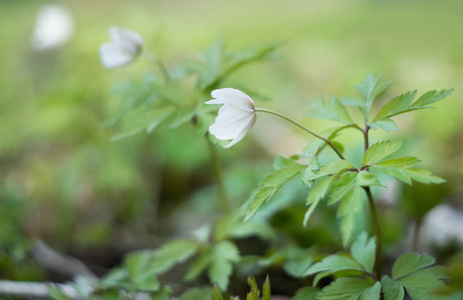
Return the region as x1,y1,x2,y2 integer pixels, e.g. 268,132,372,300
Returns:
1,0,462,292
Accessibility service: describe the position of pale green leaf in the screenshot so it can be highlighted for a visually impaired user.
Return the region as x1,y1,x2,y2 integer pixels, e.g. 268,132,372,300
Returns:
317,278,378,300
301,254,364,279
350,232,376,273
306,95,353,124
362,140,404,166
283,246,315,277
168,108,196,128
381,276,405,300
300,158,320,188
148,240,199,275
302,125,355,158
374,90,418,121
411,89,453,108
375,157,421,168
358,281,381,300
48,286,72,300
98,268,128,289
357,171,382,187
366,118,398,132
399,267,447,300
245,165,304,221
392,253,435,280
326,172,357,205
184,248,213,282
354,74,393,117
340,213,356,247
303,177,332,226
247,275,260,300
311,159,355,180
208,241,240,290
372,165,445,185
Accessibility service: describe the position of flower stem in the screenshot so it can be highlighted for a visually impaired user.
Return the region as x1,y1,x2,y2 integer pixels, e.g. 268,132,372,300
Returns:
255,108,345,160
205,136,229,212
142,51,170,82
362,126,383,284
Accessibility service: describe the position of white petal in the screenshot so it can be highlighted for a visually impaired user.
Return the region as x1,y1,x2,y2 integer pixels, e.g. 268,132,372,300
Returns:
109,27,143,54
224,113,257,148
99,43,136,68
207,88,254,110
209,105,254,140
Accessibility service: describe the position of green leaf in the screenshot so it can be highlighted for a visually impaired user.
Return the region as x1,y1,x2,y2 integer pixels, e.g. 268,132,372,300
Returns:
211,285,224,300
262,275,271,300
205,40,225,74
355,75,393,117
372,165,445,185
180,287,212,300
373,89,452,122
398,267,447,300
362,140,404,166
381,276,405,300
340,212,356,247
302,125,355,158
148,240,199,275
300,158,320,188
247,275,260,300
410,89,453,108
306,95,353,124
110,105,176,141
366,118,398,132
184,248,214,282
357,171,382,187
292,287,319,300
375,157,421,168
98,268,128,289
392,253,435,280
303,177,332,226
226,41,282,75
209,241,240,290
350,233,376,273
326,172,358,205
124,250,160,291
245,165,304,221
317,278,380,300
283,246,315,277
311,159,355,180
301,254,364,284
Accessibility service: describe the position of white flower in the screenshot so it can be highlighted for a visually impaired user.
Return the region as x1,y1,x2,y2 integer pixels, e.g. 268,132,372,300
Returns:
206,88,257,148
99,27,143,69
30,5,74,50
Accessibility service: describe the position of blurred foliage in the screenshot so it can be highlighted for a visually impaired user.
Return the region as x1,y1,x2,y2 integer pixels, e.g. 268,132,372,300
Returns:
0,0,463,299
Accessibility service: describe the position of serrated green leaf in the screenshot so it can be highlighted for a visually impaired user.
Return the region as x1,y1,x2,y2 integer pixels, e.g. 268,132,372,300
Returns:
392,253,435,280
372,165,445,185
366,118,398,132
411,89,453,108
211,285,224,300
306,95,353,124
354,74,393,117
381,276,405,300
148,240,199,275
247,275,260,300
363,140,404,166
124,250,160,291
283,246,315,277
317,278,378,300
273,155,301,169
376,157,421,168
374,90,418,121
245,165,304,221
398,267,447,300
359,281,381,300
301,254,364,282
208,241,240,290
350,233,376,273
311,159,355,181
327,172,358,205
303,177,333,226
356,171,382,187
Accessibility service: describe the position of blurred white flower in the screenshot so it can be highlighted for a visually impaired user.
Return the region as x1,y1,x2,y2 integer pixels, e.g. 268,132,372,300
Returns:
420,203,463,246
206,88,257,148
31,4,74,50
99,27,143,69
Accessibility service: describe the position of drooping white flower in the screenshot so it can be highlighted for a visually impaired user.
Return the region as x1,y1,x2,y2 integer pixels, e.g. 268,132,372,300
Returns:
206,88,257,148
31,5,74,50
99,27,143,69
